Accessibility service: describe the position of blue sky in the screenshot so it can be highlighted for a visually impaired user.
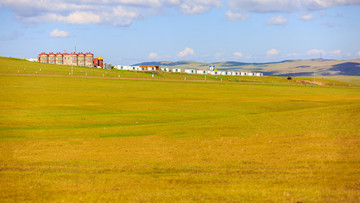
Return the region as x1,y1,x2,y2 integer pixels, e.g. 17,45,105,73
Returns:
0,0,359,65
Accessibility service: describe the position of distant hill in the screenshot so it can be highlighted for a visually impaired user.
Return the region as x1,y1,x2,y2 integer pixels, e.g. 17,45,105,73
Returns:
133,59,360,76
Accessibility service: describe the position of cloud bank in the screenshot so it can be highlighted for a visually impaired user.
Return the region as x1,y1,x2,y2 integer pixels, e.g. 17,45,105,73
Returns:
1,0,359,26
226,0,360,21
0,0,221,26
267,16,288,25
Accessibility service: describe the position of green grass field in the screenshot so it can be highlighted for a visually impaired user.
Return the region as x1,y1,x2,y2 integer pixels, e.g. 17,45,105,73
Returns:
1,58,360,202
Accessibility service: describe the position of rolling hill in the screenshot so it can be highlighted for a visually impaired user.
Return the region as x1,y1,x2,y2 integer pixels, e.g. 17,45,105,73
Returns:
134,58,360,76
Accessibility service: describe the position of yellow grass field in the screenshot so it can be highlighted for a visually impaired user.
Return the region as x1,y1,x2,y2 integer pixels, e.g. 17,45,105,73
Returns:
1,58,360,202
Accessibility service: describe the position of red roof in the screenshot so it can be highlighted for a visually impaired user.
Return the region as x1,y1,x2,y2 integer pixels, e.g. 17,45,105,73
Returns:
39,52,48,55
63,51,69,55
56,52,62,55
48,52,55,55
85,52,93,55
78,52,84,55
70,52,77,55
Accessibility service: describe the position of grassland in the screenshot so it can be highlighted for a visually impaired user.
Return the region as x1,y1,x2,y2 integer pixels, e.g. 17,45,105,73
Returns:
1,57,360,202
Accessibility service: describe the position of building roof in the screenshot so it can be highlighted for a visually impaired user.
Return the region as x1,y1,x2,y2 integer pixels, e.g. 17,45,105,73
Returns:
85,52,93,55
48,52,55,55
98,56,103,60
70,52,77,55
39,52,48,55
63,51,69,55
78,52,85,55
56,52,62,55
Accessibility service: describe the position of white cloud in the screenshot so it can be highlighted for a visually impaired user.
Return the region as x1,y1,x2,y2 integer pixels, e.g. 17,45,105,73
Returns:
357,51,360,56
2,0,359,25
267,48,280,56
177,47,194,57
267,15,288,25
228,0,300,13
300,13,314,20
233,52,244,57
148,52,158,58
225,0,360,21
0,0,221,26
227,0,360,13
330,50,341,55
225,11,248,21
60,12,101,24
49,29,71,38
306,49,326,55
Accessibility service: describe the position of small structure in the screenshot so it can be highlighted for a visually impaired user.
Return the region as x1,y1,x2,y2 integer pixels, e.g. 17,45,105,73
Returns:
140,65,159,71
209,71,220,75
172,68,182,73
138,67,147,71
185,69,196,74
197,70,206,75
27,58,37,62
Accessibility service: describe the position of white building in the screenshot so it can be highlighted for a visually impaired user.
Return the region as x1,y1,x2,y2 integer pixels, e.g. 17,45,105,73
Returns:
147,67,157,71
209,71,220,75
172,68,182,73
185,69,196,74
27,58,37,62
197,70,207,75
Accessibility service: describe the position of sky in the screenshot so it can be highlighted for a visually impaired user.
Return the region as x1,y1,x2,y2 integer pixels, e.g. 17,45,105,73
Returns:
0,0,360,65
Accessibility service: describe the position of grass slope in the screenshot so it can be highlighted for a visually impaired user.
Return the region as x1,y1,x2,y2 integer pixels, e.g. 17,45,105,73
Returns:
0,57,356,87
1,72,360,202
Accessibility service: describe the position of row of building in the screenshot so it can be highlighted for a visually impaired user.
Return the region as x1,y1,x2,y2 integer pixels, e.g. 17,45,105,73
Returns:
114,65,263,76
114,65,160,71
36,53,262,76
38,51,105,68
180,69,263,76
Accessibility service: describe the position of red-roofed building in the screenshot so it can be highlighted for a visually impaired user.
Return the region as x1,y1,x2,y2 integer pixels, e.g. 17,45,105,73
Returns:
38,52,48,63
38,50,95,67
48,52,56,64
56,52,63,65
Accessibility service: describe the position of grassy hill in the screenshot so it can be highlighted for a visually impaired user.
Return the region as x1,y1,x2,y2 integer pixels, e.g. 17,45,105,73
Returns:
135,58,360,76
1,57,357,87
1,57,360,201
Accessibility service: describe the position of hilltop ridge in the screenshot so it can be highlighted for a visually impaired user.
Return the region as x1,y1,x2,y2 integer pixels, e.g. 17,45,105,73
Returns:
133,59,360,76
